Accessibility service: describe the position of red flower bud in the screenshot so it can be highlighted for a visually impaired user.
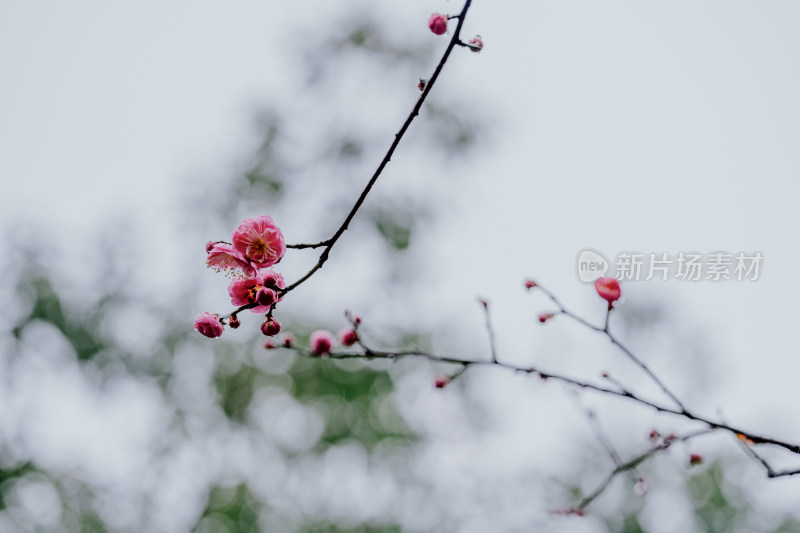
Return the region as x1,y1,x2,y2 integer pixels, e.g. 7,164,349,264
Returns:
255,287,277,307
339,328,359,347
260,317,281,337
428,13,448,35
538,313,555,324
594,277,621,307
434,374,450,389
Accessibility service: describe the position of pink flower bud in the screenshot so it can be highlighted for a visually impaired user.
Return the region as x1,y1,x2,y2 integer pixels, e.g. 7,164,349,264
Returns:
264,339,276,350
255,287,277,307
310,329,335,356
524,279,537,290
228,315,241,329
194,312,223,338
689,453,703,466
428,13,449,35
434,374,450,389
649,430,660,441
354,315,361,325
281,333,294,348
417,78,427,91
594,277,621,307
260,317,281,337
468,35,483,52
339,327,359,347
538,312,554,324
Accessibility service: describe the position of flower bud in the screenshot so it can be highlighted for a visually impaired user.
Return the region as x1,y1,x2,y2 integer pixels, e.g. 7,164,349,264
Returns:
538,313,555,324
260,317,282,337
434,374,450,389
594,277,621,307
228,315,241,329
194,312,223,338
339,327,359,347
281,333,294,348
468,35,483,52
689,453,703,466
255,287,277,307
310,329,335,356
428,13,448,35
524,279,537,290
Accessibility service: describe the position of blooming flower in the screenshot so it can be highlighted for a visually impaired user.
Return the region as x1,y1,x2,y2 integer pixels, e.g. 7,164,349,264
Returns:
194,312,223,338
232,215,286,269
228,270,286,313
428,13,448,35
310,330,335,356
594,277,621,306
206,242,255,277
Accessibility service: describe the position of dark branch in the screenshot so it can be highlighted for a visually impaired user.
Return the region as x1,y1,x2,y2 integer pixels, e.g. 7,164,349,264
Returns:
281,0,475,296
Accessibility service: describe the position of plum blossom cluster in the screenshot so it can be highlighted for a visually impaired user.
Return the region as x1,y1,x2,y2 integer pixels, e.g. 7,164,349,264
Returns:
194,215,287,339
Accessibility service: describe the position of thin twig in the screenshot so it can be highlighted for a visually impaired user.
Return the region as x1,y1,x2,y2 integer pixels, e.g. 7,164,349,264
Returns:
479,298,498,363
533,279,686,412
281,0,474,296
577,429,713,510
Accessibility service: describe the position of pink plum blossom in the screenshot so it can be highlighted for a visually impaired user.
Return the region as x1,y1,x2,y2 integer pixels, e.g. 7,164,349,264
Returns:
428,13,448,35
232,215,286,269
206,242,255,277
228,270,286,313
310,330,335,356
194,312,223,338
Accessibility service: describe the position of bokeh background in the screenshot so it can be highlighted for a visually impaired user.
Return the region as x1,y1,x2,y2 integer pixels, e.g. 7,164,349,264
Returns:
1,1,799,531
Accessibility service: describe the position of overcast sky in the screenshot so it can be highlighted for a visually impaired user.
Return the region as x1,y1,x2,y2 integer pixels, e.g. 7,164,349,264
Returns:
2,1,799,530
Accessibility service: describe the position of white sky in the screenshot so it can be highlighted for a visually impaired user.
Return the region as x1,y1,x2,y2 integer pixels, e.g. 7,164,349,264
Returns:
2,0,800,530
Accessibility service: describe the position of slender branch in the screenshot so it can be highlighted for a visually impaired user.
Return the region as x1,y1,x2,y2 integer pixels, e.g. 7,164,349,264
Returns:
287,241,330,250
738,437,800,478
479,298,498,363
577,429,713,510
281,0,474,296
534,279,686,412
